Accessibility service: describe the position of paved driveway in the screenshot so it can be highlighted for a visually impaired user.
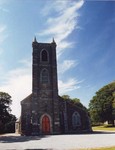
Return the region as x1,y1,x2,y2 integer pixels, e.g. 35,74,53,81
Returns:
0,132,115,150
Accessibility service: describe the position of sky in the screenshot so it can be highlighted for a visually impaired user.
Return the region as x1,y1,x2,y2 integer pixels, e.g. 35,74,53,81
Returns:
0,0,115,118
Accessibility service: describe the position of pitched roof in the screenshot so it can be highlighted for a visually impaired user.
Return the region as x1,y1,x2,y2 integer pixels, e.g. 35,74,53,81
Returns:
21,93,32,104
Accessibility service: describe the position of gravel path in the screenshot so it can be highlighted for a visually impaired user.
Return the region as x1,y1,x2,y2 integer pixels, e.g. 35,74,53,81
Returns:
0,132,115,150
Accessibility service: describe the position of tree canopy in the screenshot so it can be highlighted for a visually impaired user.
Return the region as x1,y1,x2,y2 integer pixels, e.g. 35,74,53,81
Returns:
0,92,16,133
61,94,87,111
89,81,115,125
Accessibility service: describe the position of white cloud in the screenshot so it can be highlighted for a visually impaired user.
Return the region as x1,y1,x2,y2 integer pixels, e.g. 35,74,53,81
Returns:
41,1,68,16
42,0,83,17
58,78,81,95
58,60,78,74
0,59,32,118
57,41,74,57
38,0,84,56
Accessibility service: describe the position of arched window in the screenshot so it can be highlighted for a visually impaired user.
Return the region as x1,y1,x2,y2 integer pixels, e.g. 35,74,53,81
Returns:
72,111,81,129
41,50,48,62
41,69,49,84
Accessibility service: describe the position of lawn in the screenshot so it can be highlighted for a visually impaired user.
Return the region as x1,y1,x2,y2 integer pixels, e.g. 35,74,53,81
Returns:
78,147,115,150
92,126,115,131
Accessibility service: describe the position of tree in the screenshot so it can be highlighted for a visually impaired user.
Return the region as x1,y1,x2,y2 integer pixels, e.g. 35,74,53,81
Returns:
112,92,115,121
72,98,80,103
89,81,115,125
0,92,16,133
61,95,70,100
61,95,87,111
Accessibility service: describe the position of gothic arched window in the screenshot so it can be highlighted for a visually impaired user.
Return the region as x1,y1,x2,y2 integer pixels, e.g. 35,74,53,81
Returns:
41,69,49,84
72,111,81,129
41,49,48,62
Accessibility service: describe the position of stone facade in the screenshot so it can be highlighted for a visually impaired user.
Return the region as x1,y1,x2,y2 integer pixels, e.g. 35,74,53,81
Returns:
59,97,91,134
20,38,91,136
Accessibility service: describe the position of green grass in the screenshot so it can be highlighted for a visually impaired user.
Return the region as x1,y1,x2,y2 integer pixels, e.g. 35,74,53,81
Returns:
92,126,115,131
72,147,115,150
81,147,115,150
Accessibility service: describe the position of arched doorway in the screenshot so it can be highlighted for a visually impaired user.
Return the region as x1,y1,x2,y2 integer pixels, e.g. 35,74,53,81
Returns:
42,115,50,134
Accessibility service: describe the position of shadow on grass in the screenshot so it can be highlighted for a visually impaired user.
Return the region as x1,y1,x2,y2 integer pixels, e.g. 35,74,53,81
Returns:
92,131,115,134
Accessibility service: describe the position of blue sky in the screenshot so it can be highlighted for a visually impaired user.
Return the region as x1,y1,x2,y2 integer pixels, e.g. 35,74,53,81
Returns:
0,0,115,117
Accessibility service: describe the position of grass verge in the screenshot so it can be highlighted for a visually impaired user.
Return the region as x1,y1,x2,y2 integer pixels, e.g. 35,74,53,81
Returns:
92,126,115,131
72,146,115,150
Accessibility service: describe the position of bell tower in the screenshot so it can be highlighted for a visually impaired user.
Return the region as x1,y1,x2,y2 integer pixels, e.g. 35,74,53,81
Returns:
31,37,60,135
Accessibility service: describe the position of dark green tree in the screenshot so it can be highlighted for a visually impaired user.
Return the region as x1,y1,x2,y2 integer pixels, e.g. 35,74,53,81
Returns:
112,92,115,121
72,98,80,103
61,95,70,100
61,95,87,111
0,92,16,133
89,81,115,125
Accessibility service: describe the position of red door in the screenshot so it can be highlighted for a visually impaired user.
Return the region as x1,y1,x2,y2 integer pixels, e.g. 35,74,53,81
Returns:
42,115,50,134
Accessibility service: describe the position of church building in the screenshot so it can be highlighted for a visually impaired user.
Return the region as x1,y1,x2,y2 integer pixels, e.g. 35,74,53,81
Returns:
20,38,91,135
